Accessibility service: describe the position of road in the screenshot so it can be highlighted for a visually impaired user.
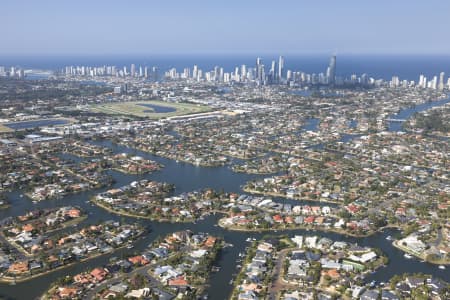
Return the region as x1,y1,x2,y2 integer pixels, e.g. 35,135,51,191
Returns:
267,248,299,300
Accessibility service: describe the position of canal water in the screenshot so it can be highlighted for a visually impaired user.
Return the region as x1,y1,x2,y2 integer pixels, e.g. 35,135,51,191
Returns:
387,96,450,131
0,96,449,300
137,103,177,113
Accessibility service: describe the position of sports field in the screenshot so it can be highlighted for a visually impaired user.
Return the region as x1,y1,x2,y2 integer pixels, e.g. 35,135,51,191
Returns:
90,100,211,119
0,124,13,133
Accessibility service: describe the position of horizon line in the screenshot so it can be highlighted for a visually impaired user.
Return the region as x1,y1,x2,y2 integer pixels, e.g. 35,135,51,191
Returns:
1,52,450,57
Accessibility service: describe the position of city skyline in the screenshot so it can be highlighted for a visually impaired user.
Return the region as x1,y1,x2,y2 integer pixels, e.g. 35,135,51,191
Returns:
2,54,449,89
1,0,450,55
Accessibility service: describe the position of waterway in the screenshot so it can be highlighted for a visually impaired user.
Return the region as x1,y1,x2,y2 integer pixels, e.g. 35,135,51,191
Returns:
303,117,320,131
137,103,177,113
290,89,312,97
0,96,449,300
387,96,450,131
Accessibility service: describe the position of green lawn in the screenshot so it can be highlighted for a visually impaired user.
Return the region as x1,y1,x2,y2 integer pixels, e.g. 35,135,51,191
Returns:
0,124,13,133
90,100,211,119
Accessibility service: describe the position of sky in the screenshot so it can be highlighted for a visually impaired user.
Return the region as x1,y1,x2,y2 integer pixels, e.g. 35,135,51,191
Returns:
1,0,450,55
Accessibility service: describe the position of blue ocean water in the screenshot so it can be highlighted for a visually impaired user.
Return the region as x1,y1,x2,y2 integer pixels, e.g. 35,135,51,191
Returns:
1,54,450,81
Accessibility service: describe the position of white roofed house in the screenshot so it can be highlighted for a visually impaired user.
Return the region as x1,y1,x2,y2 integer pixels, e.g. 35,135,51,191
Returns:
291,235,303,248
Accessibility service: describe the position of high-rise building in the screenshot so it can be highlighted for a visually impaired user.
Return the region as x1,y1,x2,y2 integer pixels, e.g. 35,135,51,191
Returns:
213,66,219,81
327,55,336,85
258,64,265,84
183,68,191,79
234,67,239,81
219,67,224,82
256,57,264,83
241,65,247,81
278,56,284,81
130,64,136,77
152,66,158,81
361,73,368,85
256,57,262,67
192,65,198,80
419,74,425,88
270,60,277,83
224,72,230,83
286,70,293,81
438,72,445,90
431,76,438,89
391,76,400,87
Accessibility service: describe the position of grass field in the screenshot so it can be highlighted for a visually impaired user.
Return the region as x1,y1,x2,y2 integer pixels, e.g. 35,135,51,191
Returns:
90,100,211,119
0,124,13,133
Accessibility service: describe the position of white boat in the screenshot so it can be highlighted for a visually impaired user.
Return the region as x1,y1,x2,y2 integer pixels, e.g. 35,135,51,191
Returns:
385,235,392,241
211,266,220,272
404,254,413,259
438,265,445,270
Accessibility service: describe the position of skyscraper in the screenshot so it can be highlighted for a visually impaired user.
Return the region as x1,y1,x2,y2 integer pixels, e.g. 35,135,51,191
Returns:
432,76,438,89
256,57,263,83
214,66,219,81
270,60,277,83
152,66,158,81
327,55,336,85
130,64,136,77
278,56,284,81
219,67,224,82
438,72,445,90
193,65,198,80
241,64,247,81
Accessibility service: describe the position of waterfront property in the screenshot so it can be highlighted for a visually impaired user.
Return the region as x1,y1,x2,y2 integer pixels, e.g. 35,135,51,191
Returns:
231,235,388,300
41,230,222,300
0,219,144,283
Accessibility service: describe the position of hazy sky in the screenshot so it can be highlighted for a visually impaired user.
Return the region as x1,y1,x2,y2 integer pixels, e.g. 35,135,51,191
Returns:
1,0,450,55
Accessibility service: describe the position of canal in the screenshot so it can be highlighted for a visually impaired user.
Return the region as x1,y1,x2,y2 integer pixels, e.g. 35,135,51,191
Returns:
0,96,449,299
